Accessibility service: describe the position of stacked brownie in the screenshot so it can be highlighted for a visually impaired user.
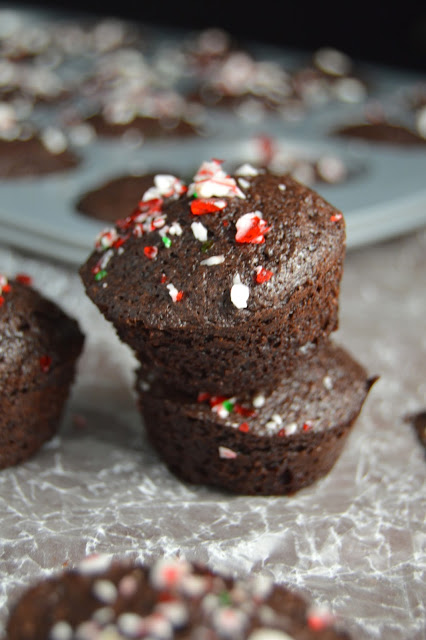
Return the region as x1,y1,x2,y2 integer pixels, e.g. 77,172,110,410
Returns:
80,160,373,494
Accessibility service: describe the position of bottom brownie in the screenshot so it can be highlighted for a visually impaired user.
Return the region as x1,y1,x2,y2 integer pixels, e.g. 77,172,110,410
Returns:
6,555,351,639
137,342,375,495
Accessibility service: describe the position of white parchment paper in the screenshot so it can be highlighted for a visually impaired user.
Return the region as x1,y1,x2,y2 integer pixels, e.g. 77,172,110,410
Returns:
0,229,425,640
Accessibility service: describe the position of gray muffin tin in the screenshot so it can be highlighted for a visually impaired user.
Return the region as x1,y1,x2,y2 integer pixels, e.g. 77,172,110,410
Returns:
0,6,425,265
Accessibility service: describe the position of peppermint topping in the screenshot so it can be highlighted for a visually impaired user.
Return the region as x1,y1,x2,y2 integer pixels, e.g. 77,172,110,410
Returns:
191,197,228,215
77,554,113,576
49,621,73,640
0,274,11,305
150,557,191,590
230,274,249,309
235,163,260,176
40,127,68,154
189,159,246,199
142,174,187,201
95,228,120,251
252,394,266,408
255,266,273,283
200,255,225,266
191,221,208,242
248,630,296,640
92,579,118,604
219,446,238,459
166,283,184,302
144,245,158,259
235,212,270,244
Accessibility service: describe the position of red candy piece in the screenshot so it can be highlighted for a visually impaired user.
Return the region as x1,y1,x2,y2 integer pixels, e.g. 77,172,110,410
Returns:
144,246,158,260
15,273,33,286
255,267,273,284
330,213,343,222
234,404,256,418
191,198,227,215
235,213,270,244
39,355,52,373
238,422,250,433
197,392,211,403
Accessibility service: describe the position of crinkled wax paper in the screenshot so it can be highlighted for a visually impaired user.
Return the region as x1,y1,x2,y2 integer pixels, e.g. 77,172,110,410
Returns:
0,230,425,639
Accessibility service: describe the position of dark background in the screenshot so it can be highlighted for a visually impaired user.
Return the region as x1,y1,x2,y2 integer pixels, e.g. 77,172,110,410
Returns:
14,1,426,72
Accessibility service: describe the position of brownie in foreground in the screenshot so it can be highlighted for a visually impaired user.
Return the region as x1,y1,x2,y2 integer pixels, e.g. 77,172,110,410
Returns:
6,555,351,639
80,161,346,396
0,275,84,469
137,341,375,495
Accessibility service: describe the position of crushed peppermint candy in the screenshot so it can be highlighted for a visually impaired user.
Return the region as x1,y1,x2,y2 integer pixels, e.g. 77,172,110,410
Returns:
166,283,184,302
235,163,260,176
168,221,183,236
39,355,52,373
255,266,273,283
76,554,113,576
150,557,191,590
219,446,238,459
40,127,68,154
49,621,73,640
230,273,249,309
0,274,11,306
191,221,208,242
235,212,270,244
248,630,296,640
252,393,266,408
191,198,227,215
237,177,251,190
144,245,158,259
189,159,246,199
142,174,187,201
323,375,333,390
95,227,120,251
307,605,336,631
200,255,225,266
92,579,118,604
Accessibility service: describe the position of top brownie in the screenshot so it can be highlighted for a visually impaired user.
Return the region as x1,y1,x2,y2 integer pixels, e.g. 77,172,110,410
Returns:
80,160,345,394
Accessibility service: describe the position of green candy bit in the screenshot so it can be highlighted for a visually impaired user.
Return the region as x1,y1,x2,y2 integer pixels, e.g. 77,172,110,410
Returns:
223,400,234,413
201,239,214,253
219,591,232,606
162,236,172,248
95,269,107,281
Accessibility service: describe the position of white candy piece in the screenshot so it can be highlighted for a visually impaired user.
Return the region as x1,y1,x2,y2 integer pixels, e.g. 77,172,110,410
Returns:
191,221,208,242
200,255,225,266
49,621,73,640
41,127,67,154
248,630,295,640
230,274,249,309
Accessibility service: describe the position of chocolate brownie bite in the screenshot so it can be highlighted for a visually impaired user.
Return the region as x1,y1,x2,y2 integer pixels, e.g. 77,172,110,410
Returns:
0,275,84,469
76,174,163,223
333,121,426,146
0,131,80,178
86,112,201,140
80,161,346,396
137,341,374,495
6,555,352,639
